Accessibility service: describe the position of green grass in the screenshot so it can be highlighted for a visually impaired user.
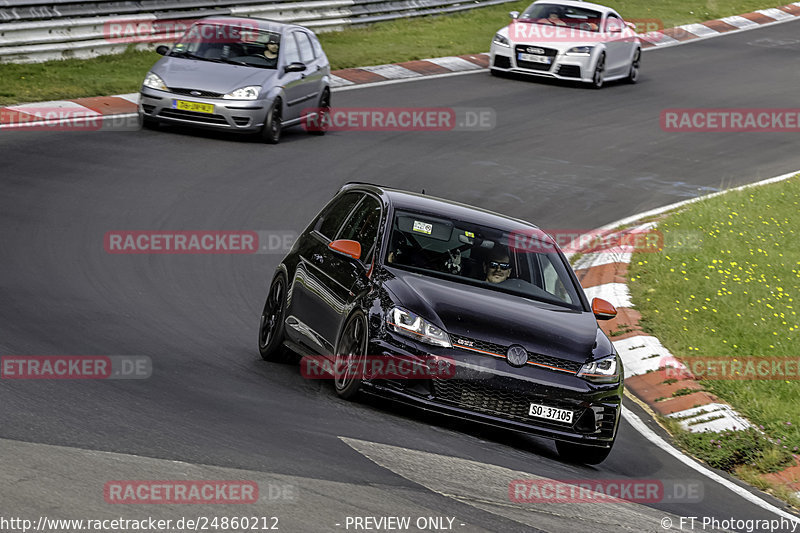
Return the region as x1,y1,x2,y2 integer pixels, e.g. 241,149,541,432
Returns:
0,0,791,105
629,176,800,465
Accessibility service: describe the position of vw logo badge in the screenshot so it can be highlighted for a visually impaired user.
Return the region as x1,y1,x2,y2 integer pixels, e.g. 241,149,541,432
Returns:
190,90,202,96
506,345,528,368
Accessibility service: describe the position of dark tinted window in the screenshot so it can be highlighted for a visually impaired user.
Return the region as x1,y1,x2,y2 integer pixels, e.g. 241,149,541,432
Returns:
315,193,362,240
337,196,382,262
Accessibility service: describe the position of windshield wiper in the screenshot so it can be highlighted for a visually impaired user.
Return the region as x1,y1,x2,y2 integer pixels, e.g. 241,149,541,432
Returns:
170,50,226,63
220,57,249,66
169,50,203,60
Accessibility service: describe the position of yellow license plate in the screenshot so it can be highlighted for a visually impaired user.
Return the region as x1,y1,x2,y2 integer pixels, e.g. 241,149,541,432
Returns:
173,100,214,114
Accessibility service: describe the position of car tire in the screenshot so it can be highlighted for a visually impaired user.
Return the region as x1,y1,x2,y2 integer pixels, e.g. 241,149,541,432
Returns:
555,440,613,464
333,310,368,400
261,98,282,144
258,273,290,361
590,53,605,89
626,48,641,84
309,88,330,136
140,113,159,130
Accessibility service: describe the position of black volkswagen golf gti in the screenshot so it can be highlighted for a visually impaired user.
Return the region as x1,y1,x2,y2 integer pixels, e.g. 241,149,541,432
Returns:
258,183,623,463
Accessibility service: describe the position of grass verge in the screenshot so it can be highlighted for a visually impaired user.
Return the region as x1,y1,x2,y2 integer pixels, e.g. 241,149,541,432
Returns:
0,0,792,105
628,175,800,499
660,417,800,507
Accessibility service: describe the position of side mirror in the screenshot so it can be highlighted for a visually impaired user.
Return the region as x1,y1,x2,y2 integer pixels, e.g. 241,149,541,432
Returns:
509,10,519,19
608,25,623,33
329,239,361,261
625,21,637,31
284,62,307,73
591,298,617,320
156,45,170,56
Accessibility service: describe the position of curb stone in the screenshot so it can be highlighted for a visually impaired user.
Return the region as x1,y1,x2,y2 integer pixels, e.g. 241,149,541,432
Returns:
571,171,800,499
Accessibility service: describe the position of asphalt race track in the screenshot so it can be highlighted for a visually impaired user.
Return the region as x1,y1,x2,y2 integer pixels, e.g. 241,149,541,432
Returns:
2,18,800,533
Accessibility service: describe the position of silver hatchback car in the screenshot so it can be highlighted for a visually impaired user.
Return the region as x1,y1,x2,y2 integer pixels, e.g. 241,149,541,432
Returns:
139,16,331,143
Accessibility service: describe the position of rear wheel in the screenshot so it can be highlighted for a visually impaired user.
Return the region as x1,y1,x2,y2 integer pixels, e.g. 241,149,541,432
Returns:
258,274,289,361
309,88,330,136
333,311,368,400
261,99,282,144
626,48,641,84
555,440,613,464
590,53,605,89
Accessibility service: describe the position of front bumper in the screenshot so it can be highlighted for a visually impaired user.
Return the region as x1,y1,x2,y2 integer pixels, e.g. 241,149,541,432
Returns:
139,87,270,132
490,42,595,83
364,334,623,447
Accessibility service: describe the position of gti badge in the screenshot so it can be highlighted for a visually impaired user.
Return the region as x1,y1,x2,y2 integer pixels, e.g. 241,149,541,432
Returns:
527,47,545,54
456,338,474,347
506,345,528,367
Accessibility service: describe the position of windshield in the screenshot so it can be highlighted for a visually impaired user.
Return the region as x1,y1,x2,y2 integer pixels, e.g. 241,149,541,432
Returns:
170,24,281,69
519,3,602,32
385,210,582,309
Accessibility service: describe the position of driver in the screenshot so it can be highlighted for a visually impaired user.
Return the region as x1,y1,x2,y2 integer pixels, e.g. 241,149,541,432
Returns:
547,8,568,26
262,36,279,67
484,249,512,284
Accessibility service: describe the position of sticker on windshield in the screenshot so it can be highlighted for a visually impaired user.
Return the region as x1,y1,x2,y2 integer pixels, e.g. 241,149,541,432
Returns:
412,221,433,235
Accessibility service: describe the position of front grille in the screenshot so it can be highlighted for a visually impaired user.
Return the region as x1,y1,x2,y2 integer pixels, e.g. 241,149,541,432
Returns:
493,55,511,69
557,64,581,78
169,88,224,98
450,334,580,374
433,379,574,424
514,45,557,71
158,109,228,125
450,334,505,357
528,353,582,374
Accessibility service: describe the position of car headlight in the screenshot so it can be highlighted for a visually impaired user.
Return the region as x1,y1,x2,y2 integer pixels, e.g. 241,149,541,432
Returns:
143,72,167,91
493,33,510,47
386,307,451,347
565,46,594,56
577,354,620,383
223,86,261,100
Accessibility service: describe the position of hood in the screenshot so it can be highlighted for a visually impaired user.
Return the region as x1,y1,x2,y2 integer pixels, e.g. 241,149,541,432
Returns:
382,268,598,364
152,57,278,94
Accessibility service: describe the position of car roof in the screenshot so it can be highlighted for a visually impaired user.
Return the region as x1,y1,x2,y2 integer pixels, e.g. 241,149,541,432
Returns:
531,0,614,14
192,15,313,34
340,183,543,233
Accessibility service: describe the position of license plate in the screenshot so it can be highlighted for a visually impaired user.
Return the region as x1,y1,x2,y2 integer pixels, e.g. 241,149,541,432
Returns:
529,403,573,423
518,53,551,64
173,100,214,114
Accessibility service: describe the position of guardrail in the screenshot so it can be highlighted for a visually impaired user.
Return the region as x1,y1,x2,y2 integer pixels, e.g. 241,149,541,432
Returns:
0,0,515,63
